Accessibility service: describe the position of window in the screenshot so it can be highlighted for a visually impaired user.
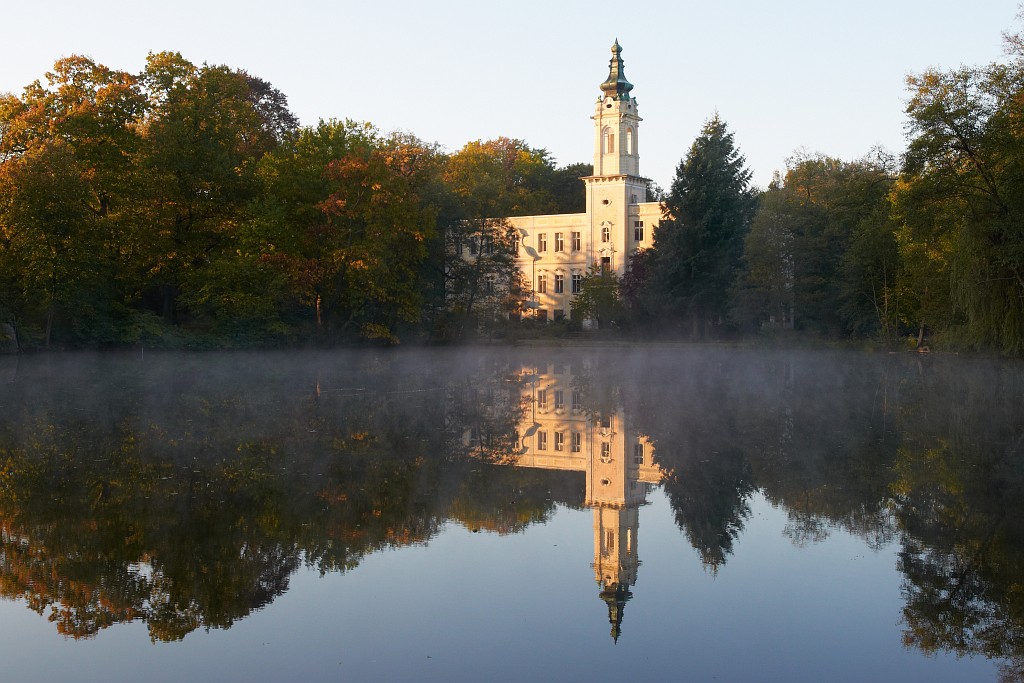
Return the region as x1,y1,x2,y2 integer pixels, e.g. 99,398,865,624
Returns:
634,220,644,242
601,415,611,429
554,432,564,452
571,273,582,294
606,530,615,551
571,389,581,411
554,390,564,409
601,256,610,274
537,309,548,322
601,442,611,462
554,274,564,294
537,274,546,294
537,389,547,408
608,133,615,153
626,127,633,154
538,233,547,252
572,431,582,452
634,442,644,465
554,232,564,252
485,275,495,293
572,231,581,251
554,309,565,321
601,225,610,243
631,193,638,203
469,238,477,255
456,239,464,256
537,431,547,451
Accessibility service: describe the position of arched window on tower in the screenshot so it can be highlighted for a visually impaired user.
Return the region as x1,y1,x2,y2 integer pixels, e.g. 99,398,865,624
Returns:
626,127,634,154
603,127,615,154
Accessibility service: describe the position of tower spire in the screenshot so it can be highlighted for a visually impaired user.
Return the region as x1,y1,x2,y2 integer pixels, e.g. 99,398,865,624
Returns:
599,39,634,100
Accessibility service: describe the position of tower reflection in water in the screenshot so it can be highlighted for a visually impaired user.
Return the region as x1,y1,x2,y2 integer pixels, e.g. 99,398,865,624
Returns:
512,362,662,642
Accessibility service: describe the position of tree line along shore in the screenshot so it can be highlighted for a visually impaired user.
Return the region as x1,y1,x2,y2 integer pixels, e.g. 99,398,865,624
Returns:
2,22,1024,354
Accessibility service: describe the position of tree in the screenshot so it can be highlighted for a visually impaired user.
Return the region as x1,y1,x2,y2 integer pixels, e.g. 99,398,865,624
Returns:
548,161,592,213
440,139,548,337
731,173,795,331
894,50,1024,353
0,141,99,345
571,264,623,328
253,121,440,342
644,115,758,338
0,56,153,345
138,53,294,325
734,153,902,340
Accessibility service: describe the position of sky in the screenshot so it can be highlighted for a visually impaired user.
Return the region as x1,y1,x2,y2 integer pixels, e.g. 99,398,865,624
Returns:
0,0,1018,190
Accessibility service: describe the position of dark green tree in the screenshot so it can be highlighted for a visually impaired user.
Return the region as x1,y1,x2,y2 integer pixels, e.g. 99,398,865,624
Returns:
644,115,757,338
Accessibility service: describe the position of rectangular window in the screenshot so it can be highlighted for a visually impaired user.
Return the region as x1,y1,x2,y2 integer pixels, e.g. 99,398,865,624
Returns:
554,432,564,452
537,274,546,294
537,431,547,451
456,239,464,256
554,232,564,252
571,389,581,411
554,274,564,294
554,309,565,321
601,415,611,429
572,231,581,251
601,226,610,243
485,276,495,293
634,221,644,242
469,238,478,255
634,442,644,465
537,389,547,408
554,390,564,409
571,273,582,294
538,233,547,252
572,431,582,453
601,256,610,274
601,442,611,459
537,309,548,322
631,194,638,203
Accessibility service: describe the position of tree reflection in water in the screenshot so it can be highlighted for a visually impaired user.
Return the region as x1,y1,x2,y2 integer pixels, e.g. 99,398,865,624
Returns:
0,348,1022,678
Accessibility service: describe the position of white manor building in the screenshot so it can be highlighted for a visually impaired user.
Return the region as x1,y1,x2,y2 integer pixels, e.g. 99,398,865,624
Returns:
509,40,662,321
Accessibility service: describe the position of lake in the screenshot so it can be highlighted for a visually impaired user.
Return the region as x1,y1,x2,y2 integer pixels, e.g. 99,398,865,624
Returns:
0,346,1021,682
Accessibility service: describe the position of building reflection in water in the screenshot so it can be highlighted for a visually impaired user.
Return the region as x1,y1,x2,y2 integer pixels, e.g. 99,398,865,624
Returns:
512,362,662,642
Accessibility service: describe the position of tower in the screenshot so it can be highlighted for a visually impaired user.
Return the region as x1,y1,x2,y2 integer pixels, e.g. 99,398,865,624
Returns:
584,40,647,277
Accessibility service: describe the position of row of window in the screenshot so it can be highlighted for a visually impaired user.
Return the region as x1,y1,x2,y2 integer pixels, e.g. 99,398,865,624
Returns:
536,273,583,295
529,221,645,255
535,231,582,253
530,432,647,463
457,220,646,258
534,430,583,453
536,388,582,411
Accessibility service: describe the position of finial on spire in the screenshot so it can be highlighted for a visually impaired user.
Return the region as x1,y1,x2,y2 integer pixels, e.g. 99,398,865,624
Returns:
600,39,634,100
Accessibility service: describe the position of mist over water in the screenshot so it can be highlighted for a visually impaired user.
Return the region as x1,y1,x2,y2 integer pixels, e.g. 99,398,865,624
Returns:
0,346,1021,681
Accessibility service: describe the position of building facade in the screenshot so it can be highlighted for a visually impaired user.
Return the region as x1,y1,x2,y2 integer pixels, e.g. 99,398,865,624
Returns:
509,41,662,322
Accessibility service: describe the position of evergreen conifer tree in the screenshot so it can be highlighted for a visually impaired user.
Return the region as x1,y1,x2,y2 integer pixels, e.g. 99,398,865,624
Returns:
645,115,757,337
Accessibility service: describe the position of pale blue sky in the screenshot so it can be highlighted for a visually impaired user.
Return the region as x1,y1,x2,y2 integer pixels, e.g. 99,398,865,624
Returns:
1,0,1016,189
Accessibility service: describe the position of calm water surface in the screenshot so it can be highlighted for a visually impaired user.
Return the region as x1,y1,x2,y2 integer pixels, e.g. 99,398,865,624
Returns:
0,346,1021,682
